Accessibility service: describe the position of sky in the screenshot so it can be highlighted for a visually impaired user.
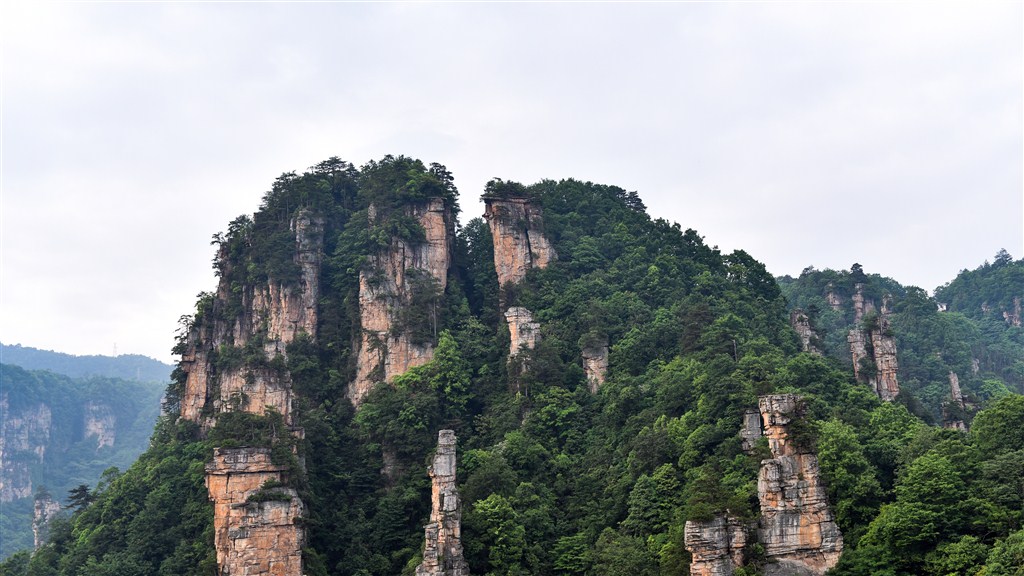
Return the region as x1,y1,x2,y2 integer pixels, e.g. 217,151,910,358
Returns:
1,1,1021,365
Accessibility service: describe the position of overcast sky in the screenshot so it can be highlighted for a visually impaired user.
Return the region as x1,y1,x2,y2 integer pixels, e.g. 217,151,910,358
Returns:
1,1,1021,365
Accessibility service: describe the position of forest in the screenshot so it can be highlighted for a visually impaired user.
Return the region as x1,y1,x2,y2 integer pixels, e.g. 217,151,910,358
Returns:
2,155,1021,576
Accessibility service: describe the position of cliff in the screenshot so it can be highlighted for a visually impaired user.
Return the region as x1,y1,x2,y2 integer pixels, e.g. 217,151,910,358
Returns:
0,394,49,503
757,395,842,576
684,515,748,576
206,448,305,576
83,401,116,450
789,309,821,355
32,493,61,549
582,338,609,392
415,430,469,576
846,285,900,401
482,196,555,290
180,210,324,427
350,199,453,407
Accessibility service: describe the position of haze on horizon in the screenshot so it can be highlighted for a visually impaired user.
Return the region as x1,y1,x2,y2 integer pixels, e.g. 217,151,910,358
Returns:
1,2,1020,364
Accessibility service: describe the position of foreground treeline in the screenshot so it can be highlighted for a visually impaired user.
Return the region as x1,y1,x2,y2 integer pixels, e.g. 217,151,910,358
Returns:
3,157,1021,576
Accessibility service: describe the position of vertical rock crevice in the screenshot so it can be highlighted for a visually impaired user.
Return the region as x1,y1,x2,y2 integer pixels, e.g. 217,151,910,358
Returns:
684,515,748,576
757,395,843,576
350,198,453,408
846,285,899,401
789,309,821,356
415,430,469,576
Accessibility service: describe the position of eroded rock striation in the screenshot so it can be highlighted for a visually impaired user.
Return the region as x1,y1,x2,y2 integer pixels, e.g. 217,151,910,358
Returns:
415,430,469,576
180,210,324,428
684,515,748,576
505,307,541,358
790,309,821,356
582,338,609,392
1004,296,1022,327
33,491,61,549
0,393,51,502
350,199,453,407
944,371,968,431
846,285,899,401
83,402,116,450
757,395,842,576
206,448,305,576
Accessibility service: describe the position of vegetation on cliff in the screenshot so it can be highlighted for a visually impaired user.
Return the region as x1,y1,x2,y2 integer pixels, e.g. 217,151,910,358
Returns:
5,158,1022,576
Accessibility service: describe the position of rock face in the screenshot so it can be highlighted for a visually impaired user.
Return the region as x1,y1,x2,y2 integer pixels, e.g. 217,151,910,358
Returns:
944,371,968,431
483,196,555,363
483,197,555,290
206,448,304,576
582,338,609,392
350,199,453,408
83,402,116,450
740,409,763,453
33,492,61,549
1004,296,1022,327
757,395,842,576
180,210,324,428
789,309,821,355
685,515,748,576
415,430,469,576
0,393,51,502
846,286,899,401
825,283,842,312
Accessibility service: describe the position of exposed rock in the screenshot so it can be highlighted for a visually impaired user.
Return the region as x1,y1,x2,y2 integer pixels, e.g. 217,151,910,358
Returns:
415,430,469,576
482,196,555,290
740,409,763,454
757,395,843,576
582,338,609,393
505,307,540,357
180,210,323,428
684,515,748,576
206,448,304,576
949,371,964,406
33,492,61,549
825,283,842,312
83,401,116,450
972,358,980,375
1004,296,1022,327
789,309,821,355
944,371,968,431
0,393,51,502
869,314,900,402
350,199,452,408
846,328,870,385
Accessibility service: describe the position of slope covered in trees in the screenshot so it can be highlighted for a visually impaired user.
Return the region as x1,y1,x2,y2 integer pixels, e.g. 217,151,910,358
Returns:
4,157,1022,576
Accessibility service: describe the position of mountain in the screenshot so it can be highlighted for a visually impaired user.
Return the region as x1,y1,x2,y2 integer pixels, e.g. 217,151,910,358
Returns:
3,155,1021,576
0,343,173,383
0,364,165,559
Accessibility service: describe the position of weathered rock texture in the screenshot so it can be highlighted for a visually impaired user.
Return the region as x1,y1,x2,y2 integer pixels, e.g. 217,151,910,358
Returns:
846,285,899,401
685,515,748,576
740,409,763,453
789,309,821,355
1004,296,1022,327
83,402,116,450
582,338,609,392
350,199,453,407
180,210,324,428
483,197,555,290
757,395,843,576
33,492,61,549
415,430,469,576
944,371,968,431
206,448,304,576
0,393,51,502
505,307,541,357
825,283,842,312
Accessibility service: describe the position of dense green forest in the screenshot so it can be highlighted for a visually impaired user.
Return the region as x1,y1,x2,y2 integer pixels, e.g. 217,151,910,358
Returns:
4,156,1021,576
0,344,173,383
0,364,165,559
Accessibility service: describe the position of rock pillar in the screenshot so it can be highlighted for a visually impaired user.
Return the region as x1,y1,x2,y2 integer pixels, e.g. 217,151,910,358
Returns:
415,430,469,576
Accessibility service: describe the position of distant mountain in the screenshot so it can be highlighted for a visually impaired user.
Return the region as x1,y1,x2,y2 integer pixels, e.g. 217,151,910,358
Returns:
0,343,173,383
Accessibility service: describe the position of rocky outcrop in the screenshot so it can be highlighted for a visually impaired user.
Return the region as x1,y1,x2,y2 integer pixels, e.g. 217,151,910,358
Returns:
0,393,51,502
740,409,763,453
33,491,61,549
685,515,748,576
789,309,821,355
757,395,842,576
180,210,323,428
505,307,541,357
825,283,842,312
206,448,304,576
350,199,453,407
83,402,116,450
944,371,968,431
415,430,469,576
582,338,609,393
483,197,555,290
1004,296,1022,327
846,286,899,401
